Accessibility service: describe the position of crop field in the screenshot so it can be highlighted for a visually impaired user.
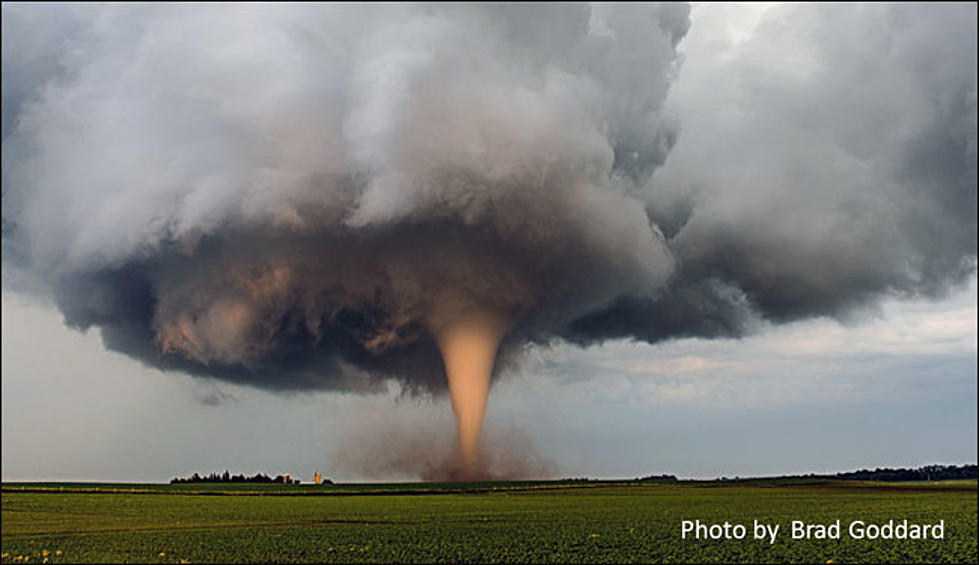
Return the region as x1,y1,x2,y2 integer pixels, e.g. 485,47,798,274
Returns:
2,480,976,563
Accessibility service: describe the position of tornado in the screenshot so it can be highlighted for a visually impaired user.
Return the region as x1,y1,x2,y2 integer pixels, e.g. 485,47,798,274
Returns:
435,313,503,478
430,305,511,477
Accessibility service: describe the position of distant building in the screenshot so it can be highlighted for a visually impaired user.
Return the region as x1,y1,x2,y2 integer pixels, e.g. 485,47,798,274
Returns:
283,473,290,484
314,472,322,485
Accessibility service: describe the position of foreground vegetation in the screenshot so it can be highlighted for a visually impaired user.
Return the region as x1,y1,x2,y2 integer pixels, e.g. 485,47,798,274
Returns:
2,480,976,563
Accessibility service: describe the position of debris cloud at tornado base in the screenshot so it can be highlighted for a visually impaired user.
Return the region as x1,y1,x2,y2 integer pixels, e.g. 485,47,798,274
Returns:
2,3,976,477
332,420,558,482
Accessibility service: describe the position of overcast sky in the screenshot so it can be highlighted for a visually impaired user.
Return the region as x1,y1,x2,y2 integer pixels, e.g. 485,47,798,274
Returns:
3,272,975,482
2,3,976,482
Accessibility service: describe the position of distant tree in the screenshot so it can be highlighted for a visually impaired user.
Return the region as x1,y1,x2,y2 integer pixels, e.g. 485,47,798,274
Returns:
637,474,677,483
170,471,285,484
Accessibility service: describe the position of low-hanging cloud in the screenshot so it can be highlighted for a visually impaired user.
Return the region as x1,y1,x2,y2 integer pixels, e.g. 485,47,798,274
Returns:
2,3,975,396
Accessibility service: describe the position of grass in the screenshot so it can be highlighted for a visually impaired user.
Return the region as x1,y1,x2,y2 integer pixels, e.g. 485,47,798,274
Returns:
2,480,976,563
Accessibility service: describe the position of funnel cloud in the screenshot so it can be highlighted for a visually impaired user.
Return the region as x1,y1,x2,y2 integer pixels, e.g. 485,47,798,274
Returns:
2,4,976,468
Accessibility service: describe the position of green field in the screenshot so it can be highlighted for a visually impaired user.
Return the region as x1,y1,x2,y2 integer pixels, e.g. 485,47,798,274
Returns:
2,480,976,563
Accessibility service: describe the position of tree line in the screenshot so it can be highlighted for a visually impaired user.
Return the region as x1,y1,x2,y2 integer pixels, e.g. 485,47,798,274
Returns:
170,470,332,484
833,464,976,482
713,463,977,482
170,464,974,485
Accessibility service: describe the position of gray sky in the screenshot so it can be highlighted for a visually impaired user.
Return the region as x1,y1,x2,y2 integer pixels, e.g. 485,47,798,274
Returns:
2,3,976,482
2,274,975,482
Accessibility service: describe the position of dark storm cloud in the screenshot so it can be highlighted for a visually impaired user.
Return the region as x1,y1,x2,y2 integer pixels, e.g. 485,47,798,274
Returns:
1,3,975,393
566,3,977,344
